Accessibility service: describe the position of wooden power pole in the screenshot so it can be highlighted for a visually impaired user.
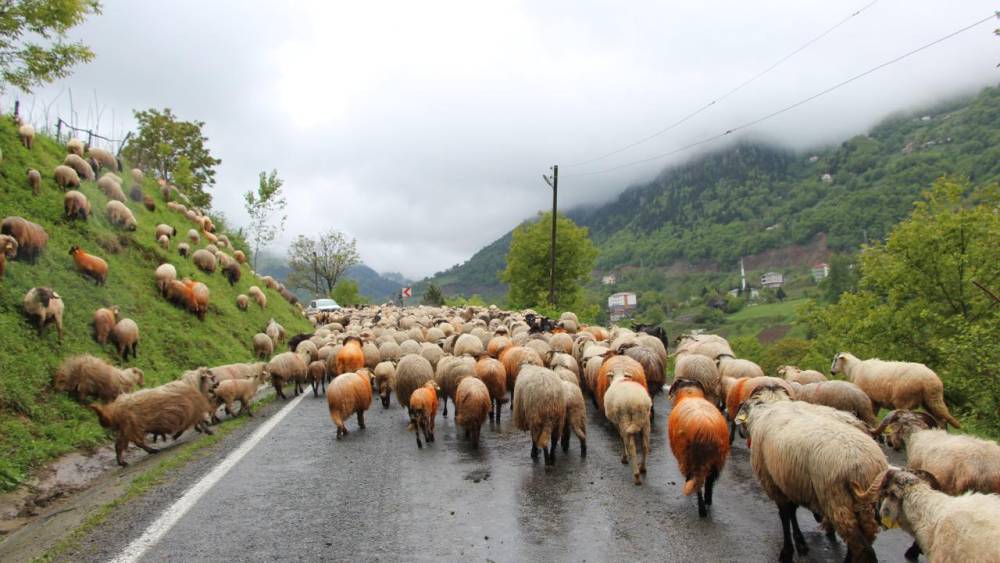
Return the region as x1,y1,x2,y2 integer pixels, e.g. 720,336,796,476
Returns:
542,165,558,305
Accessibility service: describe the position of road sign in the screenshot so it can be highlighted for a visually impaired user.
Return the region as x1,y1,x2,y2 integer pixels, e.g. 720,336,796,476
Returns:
402,287,412,298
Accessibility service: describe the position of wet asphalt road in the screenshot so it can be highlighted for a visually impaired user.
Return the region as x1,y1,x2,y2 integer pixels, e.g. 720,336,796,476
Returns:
60,390,917,562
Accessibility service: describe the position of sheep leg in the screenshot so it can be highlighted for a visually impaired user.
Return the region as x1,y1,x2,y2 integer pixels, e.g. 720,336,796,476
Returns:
705,468,718,506
312,380,319,398
136,440,160,455
904,540,922,560
561,423,571,453
357,410,366,429
547,434,558,465
777,503,796,562
626,433,641,485
489,399,496,422
696,488,707,518
531,443,540,460
728,418,736,444
620,434,630,465
115,435,130,467
273,382,286,399
579,436,587,457
639,428,649,474
442,396,448,417
788,505,808,555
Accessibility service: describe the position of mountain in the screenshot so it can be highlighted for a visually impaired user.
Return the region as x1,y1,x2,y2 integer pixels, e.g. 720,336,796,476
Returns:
419,85,1000,301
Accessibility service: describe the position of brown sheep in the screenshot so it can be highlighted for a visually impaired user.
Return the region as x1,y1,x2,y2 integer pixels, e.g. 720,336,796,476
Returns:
63,154,93,180
97,175,126,202
233,250,246,264
89,373,216,466
267,351,308,399
192,249,216,273
0,235,18,279
474,355,507,422
455,377,491,448
88,147,118,171
373,360,396,408
18,123,34,149
27,169,41,195
326,370,373,438
93,305,120,345
106,201,137,231
236,294,249,311
66,138,84,156
2,216,48,262
793,380,877,426
112,318,140,361
253,333,273,360
309,360,328,397
560,380,587,457
408,380,439,448
54,164,81,188
499,346,544,406
143,194,156,212
434,355,475,417
394,354,434,409
154,263,177,296
155,224,177,240
23,287,63,341
248,286,266,309
512,366,566,466
64,190,91,220
53,354,144,402
210,376,266,422
177,242,190,258
69,245,108,285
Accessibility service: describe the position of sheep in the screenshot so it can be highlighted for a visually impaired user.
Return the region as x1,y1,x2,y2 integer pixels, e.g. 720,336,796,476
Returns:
177,242,190,258
110,318,140,361
63,154,93,181
455,377,491,448
253,333,274,360
622,344,665,408
434,355,476,417
362,341,381,370
603,362,652,484
794,380,877,426
865,467,1000,562
667,379,729,514
487,334,512,358
23,287,63,341
0,234,17,279
595,353,647,415
454,333,485,356
93,305,119,345
560,380,587,457
187,229,200,245
296,339,320,364
164,279,208,319
233,250,247,264
378,340,401,362
499,346,544,406
399,339,421,356
408,381,440,448
474,355,507,422
373,360,396,408
69,245,108,285
206,362,268,385
17,123,34,149
66,138,84,156
53,164,81,189
267,352,309,399
715,354,765,380
129,185,143,203
88,147,118,171
53,354,143,402
831,352,961,429
334,336,365,376
155,224,177,240
248,286,266,309
875,410,1000,497
97,175,126,202
778,365,826,385
675,333,734,357
130,168,143,184
394,354,435,408
309,360,329,397
210,376,266,422
154,263,177,296
64,190,91,220
674,351,722,407
89,372,216,466
26,168,41,195
420,342,444,369
734,386,887,563
2,216,48,262
236,294,249,311
156,234,169,250
143,194,155,212
106,201,137,231
192,249,216,273
512,365,566,466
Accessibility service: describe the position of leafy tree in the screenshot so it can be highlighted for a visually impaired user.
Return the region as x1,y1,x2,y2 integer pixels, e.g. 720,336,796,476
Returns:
821,254,858,303
799,177,1000,434
502,212,597,310
121,108,221,206
330,279,368,306
243,170,286,271
775,286,787,301
0,0,101,94
422,283,444,306
287,230,360,296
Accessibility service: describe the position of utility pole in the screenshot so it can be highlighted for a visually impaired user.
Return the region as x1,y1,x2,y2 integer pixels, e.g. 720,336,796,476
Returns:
312,251,321,297
542,165,558,306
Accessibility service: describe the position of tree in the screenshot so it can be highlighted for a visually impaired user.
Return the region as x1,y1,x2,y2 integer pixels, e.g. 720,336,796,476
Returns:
501,211,597,310
243,170,286,270
287,230,360,296
422,283,444,306
0,0,101,94
775,286,787,301
330,279,368,306
821,254,858,303
121,108,221,206
799,177,1000,432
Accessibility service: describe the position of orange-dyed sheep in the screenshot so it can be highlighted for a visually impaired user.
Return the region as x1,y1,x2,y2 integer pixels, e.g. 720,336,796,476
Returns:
336,336,365,376
93,305,119,344
596,353,647,415
668,379,730,516
474,354,507,422
455,377,490,448
326,370,373,438
408,380,439,448
69,245,108,285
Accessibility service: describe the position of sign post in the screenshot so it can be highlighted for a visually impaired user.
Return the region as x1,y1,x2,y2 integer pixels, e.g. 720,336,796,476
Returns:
402,287,412,299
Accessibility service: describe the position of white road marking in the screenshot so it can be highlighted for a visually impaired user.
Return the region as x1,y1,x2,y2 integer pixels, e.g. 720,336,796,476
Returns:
109,391,308,563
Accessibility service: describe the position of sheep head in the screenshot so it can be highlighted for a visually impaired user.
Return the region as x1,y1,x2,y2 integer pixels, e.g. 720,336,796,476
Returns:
830,352,850,375
1,236,18,258
865,467,941,532
874,410,939,450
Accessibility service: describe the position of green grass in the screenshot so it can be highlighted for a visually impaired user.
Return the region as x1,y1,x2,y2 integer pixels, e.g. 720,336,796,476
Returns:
725,298,808,322
0,121,310,491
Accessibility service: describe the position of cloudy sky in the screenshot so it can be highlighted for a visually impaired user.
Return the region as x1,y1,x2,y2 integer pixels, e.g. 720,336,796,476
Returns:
13,1,999,279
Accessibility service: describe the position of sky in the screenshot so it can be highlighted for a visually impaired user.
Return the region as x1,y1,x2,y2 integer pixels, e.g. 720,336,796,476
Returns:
11,1,1000,279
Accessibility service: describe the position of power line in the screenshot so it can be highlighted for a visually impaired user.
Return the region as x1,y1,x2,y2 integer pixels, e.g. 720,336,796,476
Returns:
565,12,997,178
564,0,880,168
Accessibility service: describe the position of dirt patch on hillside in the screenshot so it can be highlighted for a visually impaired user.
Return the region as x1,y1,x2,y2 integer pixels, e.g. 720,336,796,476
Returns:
757,325,791,344
742,233,829,271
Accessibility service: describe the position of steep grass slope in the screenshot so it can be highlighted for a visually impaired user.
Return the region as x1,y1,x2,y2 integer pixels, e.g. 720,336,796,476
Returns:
0,119,310,491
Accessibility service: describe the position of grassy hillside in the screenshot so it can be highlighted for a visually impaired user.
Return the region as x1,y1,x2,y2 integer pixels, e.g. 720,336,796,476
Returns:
0,120,311,491
422,85,1000,301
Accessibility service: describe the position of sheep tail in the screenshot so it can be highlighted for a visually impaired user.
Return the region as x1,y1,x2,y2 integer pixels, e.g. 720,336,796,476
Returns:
925,394,961,429
683,473,706,496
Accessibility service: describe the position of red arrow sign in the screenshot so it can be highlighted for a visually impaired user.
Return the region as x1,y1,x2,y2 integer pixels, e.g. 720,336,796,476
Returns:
402,287,412,298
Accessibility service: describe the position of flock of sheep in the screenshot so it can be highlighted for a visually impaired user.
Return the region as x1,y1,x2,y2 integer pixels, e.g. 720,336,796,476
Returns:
5,117,999,562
